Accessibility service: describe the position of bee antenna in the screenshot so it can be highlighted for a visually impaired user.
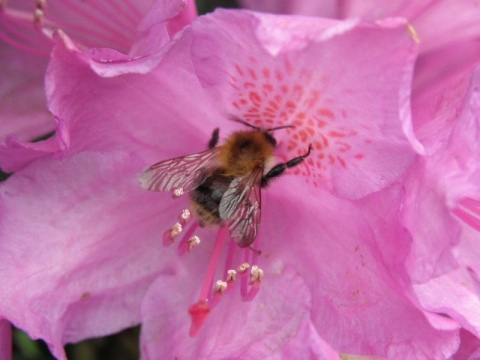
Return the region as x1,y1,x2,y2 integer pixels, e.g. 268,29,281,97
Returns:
229,115,295,132
228,116,261,130
266,124,295,132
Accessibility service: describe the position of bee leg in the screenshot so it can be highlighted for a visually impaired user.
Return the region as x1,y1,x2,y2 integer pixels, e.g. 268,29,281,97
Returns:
261,144,313,187
208,128,220,149
249,245,262,255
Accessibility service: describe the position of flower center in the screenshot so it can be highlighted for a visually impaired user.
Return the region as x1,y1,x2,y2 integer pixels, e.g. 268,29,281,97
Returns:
228,57,368,189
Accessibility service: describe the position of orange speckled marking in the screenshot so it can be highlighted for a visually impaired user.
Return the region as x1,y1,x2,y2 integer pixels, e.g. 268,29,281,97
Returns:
228,57,366,185
234,63,244,76
263,68,271,79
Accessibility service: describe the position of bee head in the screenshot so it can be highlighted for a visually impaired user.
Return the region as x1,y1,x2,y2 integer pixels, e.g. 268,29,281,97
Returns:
229,116,295,147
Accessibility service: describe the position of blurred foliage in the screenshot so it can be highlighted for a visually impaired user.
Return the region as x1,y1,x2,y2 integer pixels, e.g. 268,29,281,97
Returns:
13,326,140,360
197,0,239,14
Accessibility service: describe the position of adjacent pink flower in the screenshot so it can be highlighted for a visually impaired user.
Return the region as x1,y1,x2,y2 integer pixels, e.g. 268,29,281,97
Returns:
0,0,196,173
238,0,340,18
241,0,480,46
405,66,480,353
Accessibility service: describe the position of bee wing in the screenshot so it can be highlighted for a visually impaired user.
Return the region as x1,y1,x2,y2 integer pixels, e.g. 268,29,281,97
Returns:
140,148,221,192
219,168,262,248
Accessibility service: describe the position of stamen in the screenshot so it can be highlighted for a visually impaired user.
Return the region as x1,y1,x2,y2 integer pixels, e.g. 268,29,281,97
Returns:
187,235,201,251
179,209,191,224
162,222,182,246
226,269,237,283
172,187,184,197
243,274,262,301
177,221,199,256
239,249,263,301
250,265,264,284
0,7,52,55
214,280,228,294
36,0,47,11
33,8,44,30
238,262,250,273
209,279,228,308
183,225,264,336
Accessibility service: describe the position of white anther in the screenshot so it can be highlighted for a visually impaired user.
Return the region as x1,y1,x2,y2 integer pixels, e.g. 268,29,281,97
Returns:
179,209,191,223
173,187,184,197
238,263,250,273
226,269,237,283
187,235,201,251
33,8,44,27
250,265,264,283
169,223,182,238
214,280,228,294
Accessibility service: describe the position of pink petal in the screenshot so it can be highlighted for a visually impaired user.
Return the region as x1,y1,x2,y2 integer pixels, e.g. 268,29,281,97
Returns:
414,266,480,337
189,10,418,199
453,329,480,360
267,185,460,358
401,160,462,282
0,150,180,355
402,65,480,282
412,40,480,133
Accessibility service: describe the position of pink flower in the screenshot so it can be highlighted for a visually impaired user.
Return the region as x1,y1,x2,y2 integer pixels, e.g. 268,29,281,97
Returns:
4,8,462,359
0,0,196,173
1,4,471,360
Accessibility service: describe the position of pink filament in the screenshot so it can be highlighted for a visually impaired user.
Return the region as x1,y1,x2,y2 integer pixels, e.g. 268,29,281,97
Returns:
223,237,237,280
453,198,480,231
188,226,229,337
240,247,261,301
243,282,261,302
0,11,51,55
198,226,229,300
178,222,199,256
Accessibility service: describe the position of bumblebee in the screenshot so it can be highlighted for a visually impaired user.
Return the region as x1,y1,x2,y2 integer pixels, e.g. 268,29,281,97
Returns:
140,119,312,247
